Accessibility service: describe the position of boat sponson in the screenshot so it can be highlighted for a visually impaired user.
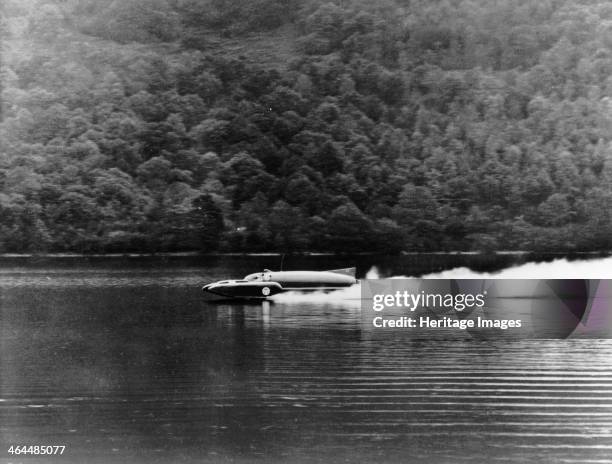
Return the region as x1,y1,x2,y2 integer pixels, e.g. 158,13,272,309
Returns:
202,281,283,299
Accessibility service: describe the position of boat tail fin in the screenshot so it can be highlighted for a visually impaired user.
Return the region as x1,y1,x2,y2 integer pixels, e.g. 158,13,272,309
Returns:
328,267,356,278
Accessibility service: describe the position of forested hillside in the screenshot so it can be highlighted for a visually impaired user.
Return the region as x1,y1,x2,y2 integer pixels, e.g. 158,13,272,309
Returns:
2,0,612,253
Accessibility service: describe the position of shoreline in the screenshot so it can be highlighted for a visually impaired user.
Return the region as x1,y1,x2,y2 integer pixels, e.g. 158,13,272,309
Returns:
0,250,610,259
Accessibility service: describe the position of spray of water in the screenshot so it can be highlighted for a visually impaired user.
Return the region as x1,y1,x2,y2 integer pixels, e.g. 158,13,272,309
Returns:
418,256,612,279
268,256,612,305
269,282,362,304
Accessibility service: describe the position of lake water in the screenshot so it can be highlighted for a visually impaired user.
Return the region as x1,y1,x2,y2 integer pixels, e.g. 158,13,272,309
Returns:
1,255,612,463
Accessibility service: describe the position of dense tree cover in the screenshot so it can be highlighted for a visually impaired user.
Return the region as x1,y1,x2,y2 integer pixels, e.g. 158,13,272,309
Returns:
2,0,612,253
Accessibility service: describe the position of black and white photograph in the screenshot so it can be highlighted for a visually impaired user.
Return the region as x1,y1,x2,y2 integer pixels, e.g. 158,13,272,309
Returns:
2,0,612,462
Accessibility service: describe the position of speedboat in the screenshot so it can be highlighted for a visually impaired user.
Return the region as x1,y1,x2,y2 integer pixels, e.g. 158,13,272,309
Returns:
202,268,357,300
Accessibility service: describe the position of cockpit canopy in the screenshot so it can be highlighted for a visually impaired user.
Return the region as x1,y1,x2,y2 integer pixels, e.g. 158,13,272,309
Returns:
244,270,272,281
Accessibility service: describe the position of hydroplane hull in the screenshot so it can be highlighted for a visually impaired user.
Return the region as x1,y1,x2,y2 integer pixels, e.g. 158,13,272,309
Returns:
202,268,356,300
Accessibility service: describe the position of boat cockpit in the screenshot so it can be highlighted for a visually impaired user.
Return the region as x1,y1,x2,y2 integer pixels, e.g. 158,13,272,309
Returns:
244,270,273,282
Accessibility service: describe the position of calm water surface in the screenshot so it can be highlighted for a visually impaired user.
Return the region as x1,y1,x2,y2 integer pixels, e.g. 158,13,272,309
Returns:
1,255,612,463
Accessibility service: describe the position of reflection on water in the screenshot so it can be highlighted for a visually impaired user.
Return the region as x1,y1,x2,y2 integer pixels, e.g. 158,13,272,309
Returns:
1,256,612,463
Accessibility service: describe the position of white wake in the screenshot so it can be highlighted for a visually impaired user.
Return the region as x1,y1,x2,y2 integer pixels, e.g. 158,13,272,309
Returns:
268,256,612,305
419,256,612,279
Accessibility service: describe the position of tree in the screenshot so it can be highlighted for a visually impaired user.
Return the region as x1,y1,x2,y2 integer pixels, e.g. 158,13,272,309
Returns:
325,203,373,252
221,152,276,206
192,194,224,251
4,0,612,254
80,0,180,43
